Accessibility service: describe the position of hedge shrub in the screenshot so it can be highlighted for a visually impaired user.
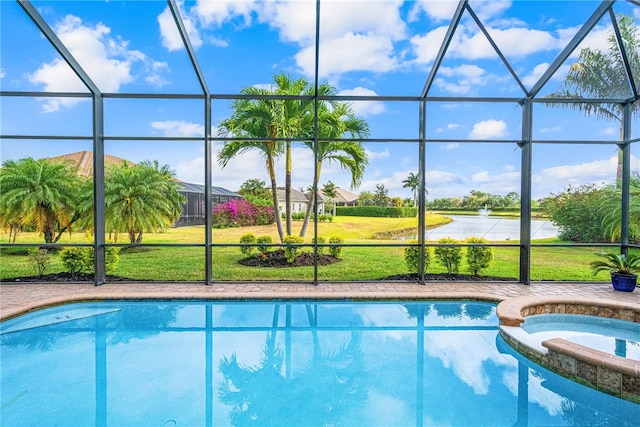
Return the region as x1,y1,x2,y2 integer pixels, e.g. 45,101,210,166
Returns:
312,236,327,254
328,236,344,258
283,235,305,263
256,235,273,255
403,240,431,274
335,206,417,218
61,247,120,276
465,236,493,276
434,237,462,274
239,233,257,256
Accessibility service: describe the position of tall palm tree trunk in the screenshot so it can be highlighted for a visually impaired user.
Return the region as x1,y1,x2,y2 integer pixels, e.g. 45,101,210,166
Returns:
267,157,285,242
285,141,292,236
299,162,321,238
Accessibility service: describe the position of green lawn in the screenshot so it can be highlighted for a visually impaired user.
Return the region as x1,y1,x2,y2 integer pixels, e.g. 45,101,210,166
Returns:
0,214,622,282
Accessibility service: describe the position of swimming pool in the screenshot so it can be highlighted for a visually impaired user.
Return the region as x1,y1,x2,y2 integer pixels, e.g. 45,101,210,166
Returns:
1,301,639,426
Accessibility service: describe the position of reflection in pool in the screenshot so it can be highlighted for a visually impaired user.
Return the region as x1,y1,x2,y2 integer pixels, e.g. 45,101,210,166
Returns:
1,301,639,426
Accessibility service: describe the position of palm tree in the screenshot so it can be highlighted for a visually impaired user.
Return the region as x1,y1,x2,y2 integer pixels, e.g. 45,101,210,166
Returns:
218,73,314,241
0,157,82,243
218,85,286,241
402,172,420,207
273,74,315,236
299,98,369,237
546,14,640,182
602,173,640,242
101,161,184,245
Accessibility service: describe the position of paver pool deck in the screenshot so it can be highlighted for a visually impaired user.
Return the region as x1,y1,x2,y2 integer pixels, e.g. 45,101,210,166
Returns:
2,280,639,321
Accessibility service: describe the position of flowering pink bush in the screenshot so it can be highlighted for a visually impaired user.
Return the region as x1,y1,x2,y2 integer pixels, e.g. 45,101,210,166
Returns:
213,199,275,227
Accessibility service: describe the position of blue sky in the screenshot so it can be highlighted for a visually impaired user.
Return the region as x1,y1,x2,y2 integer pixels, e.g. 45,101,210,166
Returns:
1,0,639,201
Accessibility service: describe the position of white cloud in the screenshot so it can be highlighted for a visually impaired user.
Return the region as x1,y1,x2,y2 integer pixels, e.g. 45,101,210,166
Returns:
297,33,399,79
470,170,521,193
410,26,449,65
158,2,203,52
539,125,562,134
28,15,168,112
0,68,5,78
337,87,385,117
469,119,508,139
412,24,562,65
193,0,257,27
444,143,460,150
471,0,513,21
435,64,491,94
522,62,549,87
530,155,640,197
437,123,462,133
408,0,458,22
262,0,406,81
600,126,617,137
426,170,462,187
151,120,205,137
175,156,205,184
366,149,390,160
409,0,511,23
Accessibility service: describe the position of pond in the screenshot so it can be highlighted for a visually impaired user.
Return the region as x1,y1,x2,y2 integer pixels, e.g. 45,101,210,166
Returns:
418,215,559,241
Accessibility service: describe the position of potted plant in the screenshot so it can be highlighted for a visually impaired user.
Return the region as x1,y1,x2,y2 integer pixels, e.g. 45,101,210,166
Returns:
590,252,640,292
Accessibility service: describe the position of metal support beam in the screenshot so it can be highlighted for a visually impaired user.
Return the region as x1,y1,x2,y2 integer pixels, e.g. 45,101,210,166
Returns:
18,0,101,95
93,97,106,285
519,100,533,285
312,0,321,286
18,0,108,285
621,102,632,255
418,101,427,284
168,0,210,95
609,9,638,98
530,0,614,98
466,5,529,97
421,0,467,98
167,0,212,283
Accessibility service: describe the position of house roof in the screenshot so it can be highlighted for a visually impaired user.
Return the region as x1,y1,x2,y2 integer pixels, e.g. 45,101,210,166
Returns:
177,182,241,197
320,187,359,203
45,151,240,197
47,151,131,177
276,187,309,203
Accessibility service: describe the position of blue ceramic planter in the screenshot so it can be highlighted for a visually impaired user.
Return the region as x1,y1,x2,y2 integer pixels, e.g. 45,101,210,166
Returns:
611,272,638,292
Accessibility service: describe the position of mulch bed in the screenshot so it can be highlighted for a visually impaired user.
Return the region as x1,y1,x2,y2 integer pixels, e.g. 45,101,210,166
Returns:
381,273,517,282
1,273,145,283
239,249,342,268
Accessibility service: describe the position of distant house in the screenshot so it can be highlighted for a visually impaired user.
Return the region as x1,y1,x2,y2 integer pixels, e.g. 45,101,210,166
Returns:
275,187,327,215
320,187,359,206
176,182,242,226
45,151,241,227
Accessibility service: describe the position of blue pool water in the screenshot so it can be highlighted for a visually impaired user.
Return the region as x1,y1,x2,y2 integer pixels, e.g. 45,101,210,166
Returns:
522,314,640,360
1,301,639,426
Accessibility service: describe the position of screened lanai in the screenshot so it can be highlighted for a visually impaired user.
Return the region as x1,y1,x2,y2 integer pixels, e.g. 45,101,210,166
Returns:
1,0,639,285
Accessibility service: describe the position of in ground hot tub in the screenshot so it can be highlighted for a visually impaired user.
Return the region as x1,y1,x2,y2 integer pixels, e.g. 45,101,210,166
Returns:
497,297,640,403
521,313,640,360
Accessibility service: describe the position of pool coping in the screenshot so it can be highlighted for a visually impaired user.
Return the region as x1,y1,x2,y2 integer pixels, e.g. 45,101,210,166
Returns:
496,296,640,403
